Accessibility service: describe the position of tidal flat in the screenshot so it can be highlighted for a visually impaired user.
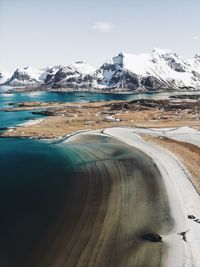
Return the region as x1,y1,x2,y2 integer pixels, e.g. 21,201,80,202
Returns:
0,134,173,267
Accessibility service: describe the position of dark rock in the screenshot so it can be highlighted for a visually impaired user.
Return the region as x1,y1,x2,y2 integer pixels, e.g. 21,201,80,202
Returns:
6,69,38,85
140,76,165,90
0,127,9,131
32,110,54,116
142,233,162,242
162,52,187,72
178,231,188,242
188,215,196,219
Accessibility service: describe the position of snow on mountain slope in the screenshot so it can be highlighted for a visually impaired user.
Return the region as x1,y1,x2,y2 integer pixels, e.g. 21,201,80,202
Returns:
47,62,96,88
91,49,200,90
150,49,200,88
71,62,95,75
42,66,62,85
1,49,200,91
5,66,46,86
51,65,82,88
189,54,200,73
3,62,96,87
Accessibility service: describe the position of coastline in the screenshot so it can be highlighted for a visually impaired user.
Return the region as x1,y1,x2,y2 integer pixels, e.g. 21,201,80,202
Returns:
101,127,200,267
11,133,175,266
4,85,200,95
1,91,200,266
1,97,200,139
43,125,200,266
1,122,200,266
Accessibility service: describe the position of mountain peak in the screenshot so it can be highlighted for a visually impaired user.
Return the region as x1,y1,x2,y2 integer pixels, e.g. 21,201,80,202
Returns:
1,48,200,90
152,48,172,55
194,54,200,61
71,62,96,74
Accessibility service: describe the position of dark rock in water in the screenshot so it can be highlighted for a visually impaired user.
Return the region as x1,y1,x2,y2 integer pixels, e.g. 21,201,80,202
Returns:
0,127,9,131
142,233,162,242
188,215,196,219
32,110,54,116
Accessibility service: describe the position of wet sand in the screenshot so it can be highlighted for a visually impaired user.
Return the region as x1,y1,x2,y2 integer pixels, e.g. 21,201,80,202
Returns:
13,134,174,267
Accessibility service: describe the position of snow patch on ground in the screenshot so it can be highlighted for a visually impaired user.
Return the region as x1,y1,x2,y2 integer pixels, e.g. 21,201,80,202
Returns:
130,126,200,147
102,127,200,267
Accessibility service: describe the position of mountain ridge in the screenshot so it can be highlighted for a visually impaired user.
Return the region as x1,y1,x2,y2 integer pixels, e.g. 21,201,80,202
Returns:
1,49,200,91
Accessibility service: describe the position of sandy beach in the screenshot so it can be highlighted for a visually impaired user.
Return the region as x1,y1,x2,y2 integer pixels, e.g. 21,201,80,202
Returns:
0,98,200,266
4,127,198,267
15,134,173,267
104,127,200,267
2,0,200,266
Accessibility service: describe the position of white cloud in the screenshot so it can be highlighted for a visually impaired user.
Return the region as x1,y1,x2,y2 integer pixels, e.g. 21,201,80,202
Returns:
192,35,199,40
92,21,114,33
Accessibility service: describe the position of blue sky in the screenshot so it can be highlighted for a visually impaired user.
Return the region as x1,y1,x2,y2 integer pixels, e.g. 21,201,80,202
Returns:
0,0,200,70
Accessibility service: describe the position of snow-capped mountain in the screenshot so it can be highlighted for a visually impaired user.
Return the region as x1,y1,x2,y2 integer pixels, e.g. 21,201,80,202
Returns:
6,66,46,86
87,49,200,90
4,62,95,88
2,49,200,91
71,62,95,75
189,54,200,73
47,62,95,88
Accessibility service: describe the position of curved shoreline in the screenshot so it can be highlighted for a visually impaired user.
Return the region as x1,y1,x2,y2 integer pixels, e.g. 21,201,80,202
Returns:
0,126,200,266
20,134,173,267
22,127,200,266
103,127,200,267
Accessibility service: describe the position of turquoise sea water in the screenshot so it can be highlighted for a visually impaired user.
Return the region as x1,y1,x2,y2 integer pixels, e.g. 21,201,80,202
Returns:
0,89,132,129
0,135,173,267
0,138,78,266
0,136,122,265
0,86,174,129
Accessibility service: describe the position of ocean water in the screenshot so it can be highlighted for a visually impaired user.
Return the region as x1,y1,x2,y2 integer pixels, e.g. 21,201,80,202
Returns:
0,137,104,265
0,138,77,266
0,87,135,129
0,89,134,109
0,90,132,129
0,135,173,267
0,86,176,129
0,110,44,130
0,87,191,265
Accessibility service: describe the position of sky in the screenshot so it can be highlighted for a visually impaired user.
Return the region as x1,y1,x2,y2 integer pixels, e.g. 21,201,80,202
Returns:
0,0,200,71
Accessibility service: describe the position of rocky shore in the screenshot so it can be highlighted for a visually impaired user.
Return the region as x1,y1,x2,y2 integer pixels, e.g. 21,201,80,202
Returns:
1,98,200,139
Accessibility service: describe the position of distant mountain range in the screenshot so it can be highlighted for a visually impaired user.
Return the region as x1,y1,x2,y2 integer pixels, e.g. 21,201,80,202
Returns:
1,49,200,91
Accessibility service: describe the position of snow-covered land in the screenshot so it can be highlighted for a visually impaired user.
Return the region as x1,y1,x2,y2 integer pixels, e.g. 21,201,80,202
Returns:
65,126,200,266
128,126,200,147
103,127,200,267
2,48,200,91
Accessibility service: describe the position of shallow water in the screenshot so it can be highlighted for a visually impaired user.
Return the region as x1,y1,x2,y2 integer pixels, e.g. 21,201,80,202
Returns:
0,86,193,129
0,88,134,129
0,135,173,267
